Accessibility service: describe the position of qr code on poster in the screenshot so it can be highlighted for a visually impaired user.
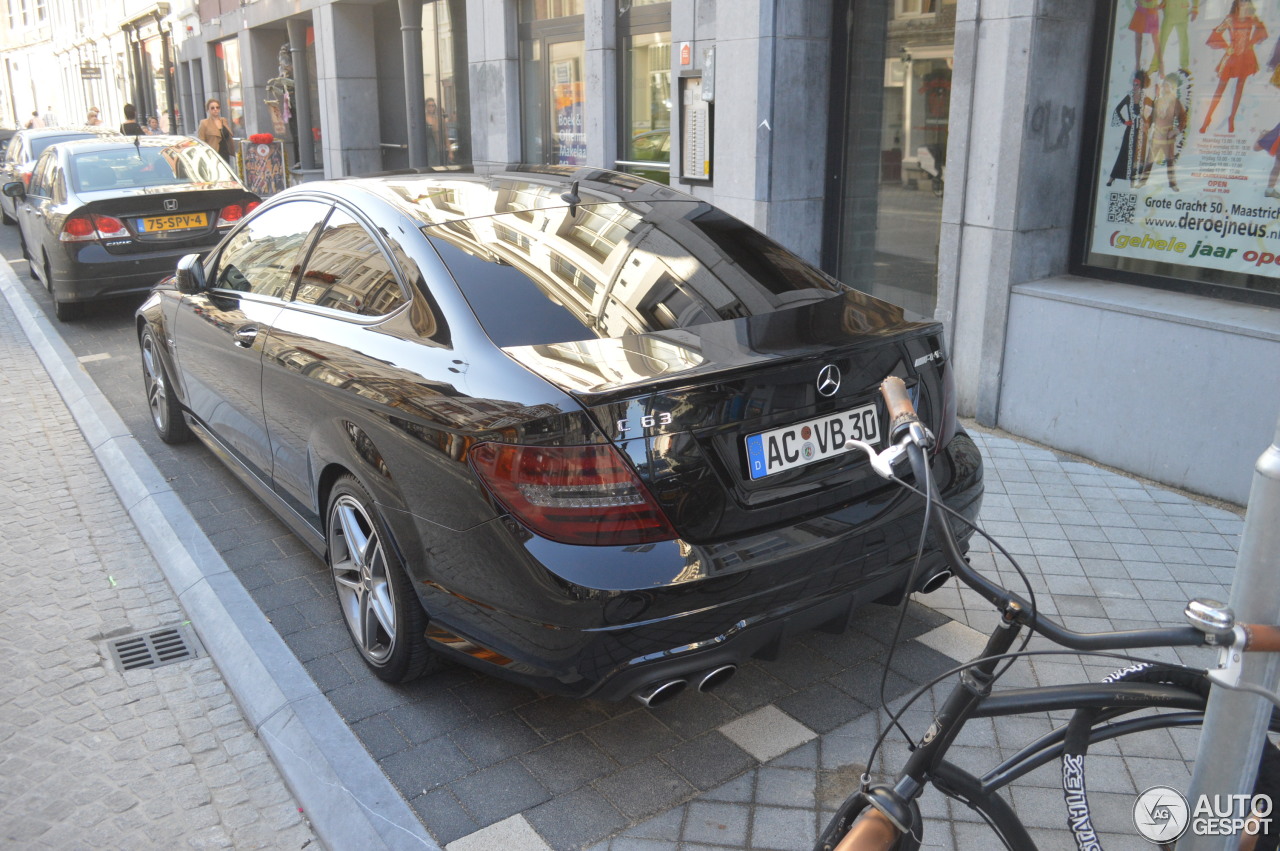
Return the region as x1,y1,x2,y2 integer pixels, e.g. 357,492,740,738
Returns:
1107,192,1136,224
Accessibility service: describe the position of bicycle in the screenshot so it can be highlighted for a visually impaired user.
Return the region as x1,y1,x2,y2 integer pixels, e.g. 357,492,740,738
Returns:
816,377,1280,851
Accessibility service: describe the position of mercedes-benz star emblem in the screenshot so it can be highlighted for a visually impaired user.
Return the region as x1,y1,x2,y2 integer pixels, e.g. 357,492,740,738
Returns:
164,199,178,211
816,364,841,397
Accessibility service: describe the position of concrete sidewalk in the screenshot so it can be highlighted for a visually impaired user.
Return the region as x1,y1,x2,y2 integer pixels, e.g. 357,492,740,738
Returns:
0,284,317,848
0,250,1255,850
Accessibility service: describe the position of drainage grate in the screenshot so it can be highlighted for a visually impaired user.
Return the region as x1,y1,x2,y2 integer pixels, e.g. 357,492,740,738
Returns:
107,625,201,672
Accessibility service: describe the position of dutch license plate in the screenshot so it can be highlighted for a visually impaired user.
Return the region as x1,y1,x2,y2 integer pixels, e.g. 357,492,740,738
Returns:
745,403,880,480
140,212,208,232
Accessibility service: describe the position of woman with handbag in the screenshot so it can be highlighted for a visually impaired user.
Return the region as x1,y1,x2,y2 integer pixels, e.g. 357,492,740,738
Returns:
198,99,235,163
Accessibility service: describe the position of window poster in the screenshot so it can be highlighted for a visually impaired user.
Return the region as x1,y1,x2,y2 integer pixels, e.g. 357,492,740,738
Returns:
1088,0,1280,293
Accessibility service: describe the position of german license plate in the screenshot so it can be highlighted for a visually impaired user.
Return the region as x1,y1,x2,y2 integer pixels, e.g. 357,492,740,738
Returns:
140,212,208,232
745,403,880,480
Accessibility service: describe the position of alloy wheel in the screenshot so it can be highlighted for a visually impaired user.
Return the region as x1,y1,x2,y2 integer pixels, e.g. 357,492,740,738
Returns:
329,494,397,663
141,333,169,433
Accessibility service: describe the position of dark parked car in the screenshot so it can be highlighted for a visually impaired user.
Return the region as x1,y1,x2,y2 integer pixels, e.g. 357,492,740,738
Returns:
0,125,119,224
4,135,260,320
135,165,983,704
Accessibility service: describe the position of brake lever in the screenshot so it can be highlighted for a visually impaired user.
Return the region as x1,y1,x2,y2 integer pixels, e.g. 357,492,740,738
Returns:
845,438,910,480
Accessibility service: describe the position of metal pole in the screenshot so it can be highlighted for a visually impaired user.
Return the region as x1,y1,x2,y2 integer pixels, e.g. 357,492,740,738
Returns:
399,0,427,169
286,19,315,172
1180,416,1280,850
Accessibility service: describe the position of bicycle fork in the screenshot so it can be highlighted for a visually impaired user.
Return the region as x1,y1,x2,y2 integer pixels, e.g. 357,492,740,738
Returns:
862,601,1029,838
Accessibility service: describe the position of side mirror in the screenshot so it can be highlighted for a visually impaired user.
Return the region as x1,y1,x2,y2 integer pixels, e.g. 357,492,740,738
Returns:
174,253,207,294
2,181,25,198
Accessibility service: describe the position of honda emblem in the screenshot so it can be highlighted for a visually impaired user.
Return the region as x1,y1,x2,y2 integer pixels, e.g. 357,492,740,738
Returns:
164,199,178,211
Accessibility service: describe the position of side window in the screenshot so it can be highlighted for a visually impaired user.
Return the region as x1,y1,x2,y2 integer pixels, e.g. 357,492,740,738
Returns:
212,200,332,298
292,207,409,317
28,154,57,197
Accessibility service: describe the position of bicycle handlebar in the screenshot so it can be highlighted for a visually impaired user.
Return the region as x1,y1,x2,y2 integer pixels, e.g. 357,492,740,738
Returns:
872,378,1232,654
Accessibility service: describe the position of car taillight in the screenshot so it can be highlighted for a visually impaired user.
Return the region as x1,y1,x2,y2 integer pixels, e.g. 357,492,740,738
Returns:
60,216,97,241
217,204,246,226
469,442,677,546
59,214,128,242
20,171,32,187
247,201,260,213
93,214,126,236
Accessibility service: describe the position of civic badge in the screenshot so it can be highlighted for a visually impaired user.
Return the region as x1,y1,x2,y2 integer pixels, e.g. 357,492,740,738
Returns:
816,364,841,397
164,199,178,211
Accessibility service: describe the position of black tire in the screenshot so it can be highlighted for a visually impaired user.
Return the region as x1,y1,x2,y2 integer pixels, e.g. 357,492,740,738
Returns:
327,474,437,683
1063,666,1280,851
931,176,944,197
139,327,193,444
52,297,81,322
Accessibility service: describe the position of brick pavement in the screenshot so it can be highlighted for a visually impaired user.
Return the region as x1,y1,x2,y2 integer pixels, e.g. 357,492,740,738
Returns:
0,286,318,848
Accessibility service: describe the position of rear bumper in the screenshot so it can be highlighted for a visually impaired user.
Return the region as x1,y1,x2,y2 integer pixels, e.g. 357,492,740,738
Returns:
399,430,983,700
51,239,221,303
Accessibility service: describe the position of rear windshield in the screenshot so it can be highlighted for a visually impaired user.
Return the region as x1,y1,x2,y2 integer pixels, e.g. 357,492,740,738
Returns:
71,141,238,192
31,133,95,160
425,202,847,348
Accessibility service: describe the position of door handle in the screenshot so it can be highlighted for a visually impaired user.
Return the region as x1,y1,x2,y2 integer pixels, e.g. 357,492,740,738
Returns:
233,326,258,348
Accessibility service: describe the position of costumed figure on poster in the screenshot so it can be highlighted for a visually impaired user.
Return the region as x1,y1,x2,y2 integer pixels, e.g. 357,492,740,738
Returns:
1129,0,1163,72
1251,35,1280,198
1200,0,1268,134
1158,0,1200,74
1140,72,1190,190
1108,71,1155,185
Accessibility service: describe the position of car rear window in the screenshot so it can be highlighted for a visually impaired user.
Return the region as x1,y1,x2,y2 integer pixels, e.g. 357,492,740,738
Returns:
31,133,94,160
425,202,845,348
72,142,238,192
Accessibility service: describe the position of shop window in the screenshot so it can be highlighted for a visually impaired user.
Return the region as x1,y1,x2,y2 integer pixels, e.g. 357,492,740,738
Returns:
519,3,586,165
618,2,672,184
1077,1,1280,305
825,2,956,317
422,0,471,167
214,38,244,137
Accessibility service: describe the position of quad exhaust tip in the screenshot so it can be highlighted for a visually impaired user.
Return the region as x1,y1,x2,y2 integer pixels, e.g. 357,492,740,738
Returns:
696,664,737,692
917,569,953,595
633,678,687,708
633,664,739,707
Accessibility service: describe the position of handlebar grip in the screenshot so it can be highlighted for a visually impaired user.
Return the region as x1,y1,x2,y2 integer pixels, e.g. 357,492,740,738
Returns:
832,807,901,851
1241,624,1280,652
880,376,920,436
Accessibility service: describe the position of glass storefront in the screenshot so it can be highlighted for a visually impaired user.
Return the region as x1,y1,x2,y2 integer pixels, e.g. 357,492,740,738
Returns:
519,2,585,165
618,2,671,184
422,0,471,167
827,1,956,317
214,38,244,137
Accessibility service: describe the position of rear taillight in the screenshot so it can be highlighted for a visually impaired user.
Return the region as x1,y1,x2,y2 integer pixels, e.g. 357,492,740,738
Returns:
60,216,97,241
60,213,129,242
247,201,261,213
469,442,677,546
216,204,246,227
20,170,32,187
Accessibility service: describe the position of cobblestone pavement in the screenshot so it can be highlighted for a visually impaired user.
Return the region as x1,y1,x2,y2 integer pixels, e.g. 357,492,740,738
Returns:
0,288,318,849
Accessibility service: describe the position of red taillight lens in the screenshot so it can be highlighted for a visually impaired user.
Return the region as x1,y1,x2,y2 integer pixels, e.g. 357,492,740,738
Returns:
20,170,32,187
61,216,97,241
217,204,245,227
93,214,126,236
246,201,261,213
469,443,677,546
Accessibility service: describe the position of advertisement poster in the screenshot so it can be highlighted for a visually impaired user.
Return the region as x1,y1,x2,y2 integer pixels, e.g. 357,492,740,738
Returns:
1090,0,1280,283
240,140,288,197
552,60,586,166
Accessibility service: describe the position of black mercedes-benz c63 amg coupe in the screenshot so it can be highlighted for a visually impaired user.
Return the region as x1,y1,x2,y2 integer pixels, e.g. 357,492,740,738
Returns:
135,164,983,705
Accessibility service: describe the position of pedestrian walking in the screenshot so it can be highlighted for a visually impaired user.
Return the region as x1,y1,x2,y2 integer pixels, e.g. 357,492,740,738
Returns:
198,98,234,162
120,104,144,136
24,111,43,129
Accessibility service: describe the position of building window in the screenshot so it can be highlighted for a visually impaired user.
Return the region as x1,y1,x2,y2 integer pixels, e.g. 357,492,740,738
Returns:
825,2,956,317
519,2,586,165
422,0,471,167
618,1,671,184
214,38,244,136
1078,1,1280,306
895,0,937,18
